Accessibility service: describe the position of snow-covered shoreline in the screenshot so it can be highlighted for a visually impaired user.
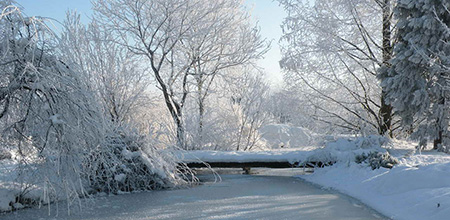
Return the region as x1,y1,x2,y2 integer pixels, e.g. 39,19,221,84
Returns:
297,151,450,220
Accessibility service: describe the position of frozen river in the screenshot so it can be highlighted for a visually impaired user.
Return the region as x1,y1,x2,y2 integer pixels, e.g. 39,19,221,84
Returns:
1,171,388,220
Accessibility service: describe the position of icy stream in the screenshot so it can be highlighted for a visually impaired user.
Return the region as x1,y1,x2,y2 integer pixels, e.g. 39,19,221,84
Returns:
1,170,388,220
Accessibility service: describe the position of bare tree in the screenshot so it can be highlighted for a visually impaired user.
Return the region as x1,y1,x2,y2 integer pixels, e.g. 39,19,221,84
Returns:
179,0,268,148
224,69,270,151
61,11,152,126
279,0,395,136
93,0,267,149
93,0,193,148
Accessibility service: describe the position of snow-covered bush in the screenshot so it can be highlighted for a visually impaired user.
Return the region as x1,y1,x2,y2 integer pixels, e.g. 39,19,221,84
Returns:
355,151,399,169
83,127,183,194
304,135,399,169
0,2,191,212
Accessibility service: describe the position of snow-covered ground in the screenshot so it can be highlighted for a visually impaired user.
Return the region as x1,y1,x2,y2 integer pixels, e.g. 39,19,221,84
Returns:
1,174,386,220
296,139,450,220
0,160,44,212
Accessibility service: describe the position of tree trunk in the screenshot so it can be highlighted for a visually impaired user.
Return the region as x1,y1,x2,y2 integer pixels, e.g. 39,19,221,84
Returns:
433,130,443,150
433,97,445,150
150,61,186,149
175,113,186,150
197,79,204,150
379,0,393,137
198,99,204,148
162,95,186,149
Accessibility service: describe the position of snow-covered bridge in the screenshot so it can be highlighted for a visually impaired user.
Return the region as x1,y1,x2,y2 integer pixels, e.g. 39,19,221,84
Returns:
178,150,333,169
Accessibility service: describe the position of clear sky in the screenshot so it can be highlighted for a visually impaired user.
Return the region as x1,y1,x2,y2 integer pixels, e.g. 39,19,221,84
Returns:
15,0,286,88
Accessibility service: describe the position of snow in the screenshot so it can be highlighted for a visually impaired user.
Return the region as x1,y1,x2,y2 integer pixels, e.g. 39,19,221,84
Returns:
0,161,21,212
177,148,315,164
304,135,390,164
0,159,76,212
297,139,450,220
121,149,141,160
0,174,385,220
0,189,15,211
178,135,387,165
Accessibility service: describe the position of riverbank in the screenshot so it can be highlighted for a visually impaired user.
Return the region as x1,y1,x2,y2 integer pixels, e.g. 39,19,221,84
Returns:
298,150,450,220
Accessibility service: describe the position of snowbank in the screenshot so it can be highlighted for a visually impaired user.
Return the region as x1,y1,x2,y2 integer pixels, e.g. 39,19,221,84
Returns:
0,161,25,212
298,139,450,220
301,135,391,165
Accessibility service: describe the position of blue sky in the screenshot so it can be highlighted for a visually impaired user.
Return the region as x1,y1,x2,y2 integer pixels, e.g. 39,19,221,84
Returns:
16,0,286,87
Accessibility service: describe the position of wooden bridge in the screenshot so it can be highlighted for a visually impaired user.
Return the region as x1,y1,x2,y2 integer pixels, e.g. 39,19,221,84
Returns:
184,161,332,169
177,150,334,172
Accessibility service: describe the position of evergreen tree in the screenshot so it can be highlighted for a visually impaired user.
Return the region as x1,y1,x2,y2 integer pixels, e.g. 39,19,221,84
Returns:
379,0,450,151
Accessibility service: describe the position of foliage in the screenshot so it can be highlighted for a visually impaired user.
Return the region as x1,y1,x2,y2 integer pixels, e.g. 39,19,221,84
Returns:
379,0,450,151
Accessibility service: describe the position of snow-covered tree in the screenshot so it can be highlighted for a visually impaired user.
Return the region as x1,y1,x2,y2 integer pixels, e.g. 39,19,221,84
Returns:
379,0,450,151
93,0,267,149
224,69,270,151
264,89,317,130
0,2,107,204
0,2,191,211
279,0,396,136
180,0,268,149
61,12,152,127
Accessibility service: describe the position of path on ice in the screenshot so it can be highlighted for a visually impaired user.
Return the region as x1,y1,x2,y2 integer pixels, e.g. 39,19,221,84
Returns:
2,173,387,220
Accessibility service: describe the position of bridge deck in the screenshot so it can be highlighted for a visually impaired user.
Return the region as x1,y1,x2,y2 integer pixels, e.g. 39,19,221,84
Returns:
177,150,334,170
184,161,332,169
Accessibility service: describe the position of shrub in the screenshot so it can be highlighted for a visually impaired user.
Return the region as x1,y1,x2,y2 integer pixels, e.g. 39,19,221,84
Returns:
355,151,399,169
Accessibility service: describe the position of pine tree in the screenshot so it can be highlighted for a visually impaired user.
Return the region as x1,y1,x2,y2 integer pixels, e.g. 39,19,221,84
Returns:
379,0,450,151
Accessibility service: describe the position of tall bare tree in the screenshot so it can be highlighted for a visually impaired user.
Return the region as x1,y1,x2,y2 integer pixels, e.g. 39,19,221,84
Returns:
93,0,208,148
179,0,268,148
93,0,267,148
279,0,395,136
